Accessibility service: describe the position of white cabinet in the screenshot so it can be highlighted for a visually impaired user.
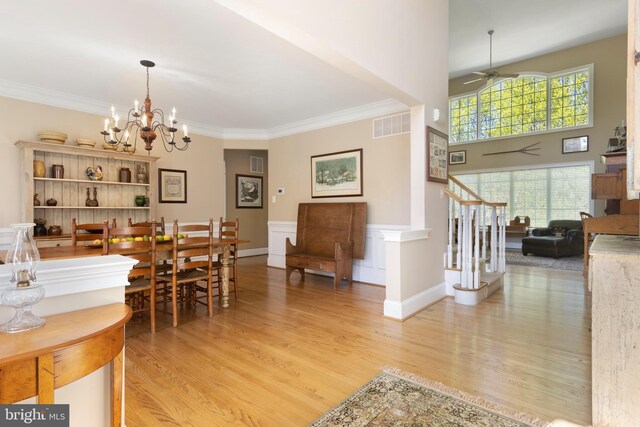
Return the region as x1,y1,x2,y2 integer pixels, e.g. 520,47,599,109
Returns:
16,140,159,237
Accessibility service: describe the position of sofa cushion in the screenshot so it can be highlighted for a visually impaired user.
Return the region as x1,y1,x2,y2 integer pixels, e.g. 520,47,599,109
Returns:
522,236,570,248
547,220,582,230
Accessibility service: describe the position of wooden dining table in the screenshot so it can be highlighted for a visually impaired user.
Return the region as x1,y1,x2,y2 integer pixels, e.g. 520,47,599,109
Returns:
34,238,248,309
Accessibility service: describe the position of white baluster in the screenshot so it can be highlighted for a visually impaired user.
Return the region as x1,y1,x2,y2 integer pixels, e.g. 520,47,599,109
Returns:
473,204,480,289
447,198,454,269
499,206,506,272
459,204,467,289
481,204,487,260
465,204,473,289
489,206,497,272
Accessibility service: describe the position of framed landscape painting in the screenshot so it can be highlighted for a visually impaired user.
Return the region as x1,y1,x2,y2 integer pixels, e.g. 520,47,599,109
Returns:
427,126,448,183
158,168,187,203
311,149,363,198
236,174,263,208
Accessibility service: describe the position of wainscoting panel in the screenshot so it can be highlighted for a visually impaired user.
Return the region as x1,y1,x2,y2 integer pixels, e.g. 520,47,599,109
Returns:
267,221,409,286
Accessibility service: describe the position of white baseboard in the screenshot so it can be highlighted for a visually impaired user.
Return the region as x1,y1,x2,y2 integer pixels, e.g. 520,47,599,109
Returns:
383,282,447,320
238,247,268,257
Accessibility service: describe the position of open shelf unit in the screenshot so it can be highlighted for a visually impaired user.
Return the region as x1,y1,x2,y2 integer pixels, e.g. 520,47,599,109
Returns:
17,140,159,236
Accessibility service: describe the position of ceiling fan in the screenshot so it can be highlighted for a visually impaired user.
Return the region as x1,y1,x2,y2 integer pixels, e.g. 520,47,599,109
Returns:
464,30,519,86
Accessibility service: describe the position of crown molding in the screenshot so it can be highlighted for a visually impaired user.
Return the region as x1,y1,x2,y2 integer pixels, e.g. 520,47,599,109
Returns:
0,79,407,141
222,128,271,140
0,78,109,117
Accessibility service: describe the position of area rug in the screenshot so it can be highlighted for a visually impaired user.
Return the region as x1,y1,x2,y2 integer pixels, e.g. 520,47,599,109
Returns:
505,249,583,271
311,369,550,427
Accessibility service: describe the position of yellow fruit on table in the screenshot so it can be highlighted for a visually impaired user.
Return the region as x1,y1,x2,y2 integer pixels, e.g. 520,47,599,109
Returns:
163,235,171,241
92,239,102,245
143,235,150,241
127,237,135,242
112,238,121,244
134,237,143,241
155,236,163,242
177,233,184,239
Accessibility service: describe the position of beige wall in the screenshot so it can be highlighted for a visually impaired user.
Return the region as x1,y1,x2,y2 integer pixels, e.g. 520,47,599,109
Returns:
0,96,225,226
268,117,410,225
448,34,627,215
224,149,268,249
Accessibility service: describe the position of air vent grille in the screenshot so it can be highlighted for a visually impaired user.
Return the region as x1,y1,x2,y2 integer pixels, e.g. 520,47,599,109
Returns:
250,156,264,174
373,112,410,138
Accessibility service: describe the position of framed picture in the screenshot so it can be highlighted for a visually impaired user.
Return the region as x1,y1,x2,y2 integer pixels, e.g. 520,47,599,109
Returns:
236,174,263,208
562,135,589,154
158,168,187,203
311,148,363,198
449,150,466,165
427,126,448,183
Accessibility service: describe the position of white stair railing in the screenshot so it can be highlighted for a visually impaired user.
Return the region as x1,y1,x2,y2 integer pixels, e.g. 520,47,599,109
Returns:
443,176,507,288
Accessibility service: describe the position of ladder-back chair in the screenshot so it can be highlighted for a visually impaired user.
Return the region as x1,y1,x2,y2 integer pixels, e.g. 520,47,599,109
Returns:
215,217,240,300
156,219,215,327
106,224,157,333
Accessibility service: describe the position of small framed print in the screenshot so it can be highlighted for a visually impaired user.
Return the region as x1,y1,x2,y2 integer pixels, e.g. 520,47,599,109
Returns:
236,174,263,208
562,136,589,154
158,168,187,203
449,150,466,165
427,126,448,183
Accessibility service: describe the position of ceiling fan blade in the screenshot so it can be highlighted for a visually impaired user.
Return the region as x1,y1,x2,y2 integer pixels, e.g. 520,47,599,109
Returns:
464,77,484,85
497,73,519,78
472,71,489,77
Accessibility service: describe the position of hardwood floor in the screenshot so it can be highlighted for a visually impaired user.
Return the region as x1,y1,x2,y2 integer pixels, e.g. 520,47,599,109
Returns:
125,256,591,426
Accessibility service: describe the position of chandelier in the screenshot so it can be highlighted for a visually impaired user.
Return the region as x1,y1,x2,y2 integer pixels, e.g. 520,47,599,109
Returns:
101,60,191,153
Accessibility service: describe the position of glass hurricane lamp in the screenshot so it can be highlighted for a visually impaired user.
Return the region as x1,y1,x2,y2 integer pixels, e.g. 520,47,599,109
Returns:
0,223,45,333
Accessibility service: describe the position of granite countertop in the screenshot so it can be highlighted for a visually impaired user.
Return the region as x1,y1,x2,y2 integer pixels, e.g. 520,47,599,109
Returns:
590,234,640,256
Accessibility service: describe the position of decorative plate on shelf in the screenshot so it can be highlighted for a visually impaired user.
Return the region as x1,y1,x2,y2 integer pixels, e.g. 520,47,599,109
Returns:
102,143,117,151
37,131,68,144
76,138,96,147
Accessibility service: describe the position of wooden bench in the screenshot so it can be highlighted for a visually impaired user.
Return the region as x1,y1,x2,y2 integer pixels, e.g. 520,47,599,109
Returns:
286,202,366,288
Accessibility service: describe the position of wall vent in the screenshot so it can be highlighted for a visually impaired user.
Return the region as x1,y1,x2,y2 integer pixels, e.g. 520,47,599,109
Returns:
373,112,410,138
250,156,264,174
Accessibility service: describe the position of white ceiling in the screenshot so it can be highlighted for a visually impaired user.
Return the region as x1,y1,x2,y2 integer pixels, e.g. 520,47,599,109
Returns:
0,1,629,138
449,0,628,79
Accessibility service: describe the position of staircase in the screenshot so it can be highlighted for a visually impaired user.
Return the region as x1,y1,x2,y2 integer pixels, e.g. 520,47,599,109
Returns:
442,175,507,305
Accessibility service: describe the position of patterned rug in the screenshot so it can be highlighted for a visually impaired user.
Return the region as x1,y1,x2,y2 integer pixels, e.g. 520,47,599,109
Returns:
311,369,550,427
505,249,583,271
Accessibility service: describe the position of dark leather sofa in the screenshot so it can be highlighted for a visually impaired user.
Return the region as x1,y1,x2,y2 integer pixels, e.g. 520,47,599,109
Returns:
521,219,584,258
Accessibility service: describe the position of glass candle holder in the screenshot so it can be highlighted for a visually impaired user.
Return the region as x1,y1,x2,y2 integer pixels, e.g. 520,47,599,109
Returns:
0,223,45,333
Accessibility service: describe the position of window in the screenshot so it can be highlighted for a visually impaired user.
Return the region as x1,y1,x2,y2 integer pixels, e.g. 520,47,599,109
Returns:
452,163,592,227
450,95,477,143
450,65,592,144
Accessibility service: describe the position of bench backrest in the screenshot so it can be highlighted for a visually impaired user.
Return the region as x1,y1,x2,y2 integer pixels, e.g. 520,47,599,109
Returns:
295,202,367,259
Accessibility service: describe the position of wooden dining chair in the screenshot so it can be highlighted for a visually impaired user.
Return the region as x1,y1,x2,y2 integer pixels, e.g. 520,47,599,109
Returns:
156,219,215,327
106,223,158,333
128,217,165,236
71,218,109,246
214,217,240,301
